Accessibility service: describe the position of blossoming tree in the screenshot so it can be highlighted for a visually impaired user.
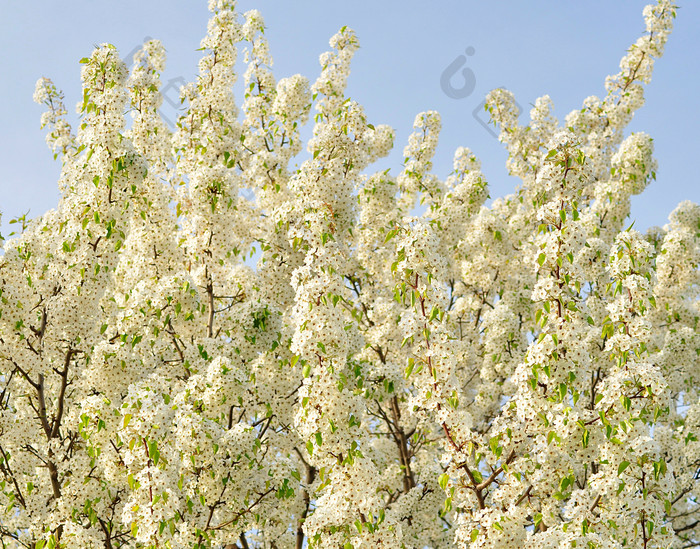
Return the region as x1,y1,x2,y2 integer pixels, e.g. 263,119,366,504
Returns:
0,0,697,547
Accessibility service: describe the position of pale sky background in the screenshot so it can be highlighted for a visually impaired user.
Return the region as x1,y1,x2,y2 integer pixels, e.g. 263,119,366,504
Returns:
1,1,698,241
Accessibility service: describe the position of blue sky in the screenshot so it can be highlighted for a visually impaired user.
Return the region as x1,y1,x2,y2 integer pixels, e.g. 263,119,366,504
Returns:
1,1,698,241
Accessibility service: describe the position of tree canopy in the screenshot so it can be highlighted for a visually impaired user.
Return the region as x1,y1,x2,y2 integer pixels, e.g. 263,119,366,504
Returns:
1,1,698,548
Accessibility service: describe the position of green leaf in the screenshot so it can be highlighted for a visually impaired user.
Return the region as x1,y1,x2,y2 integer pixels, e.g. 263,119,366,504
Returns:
618,461,630,476
489,435,500,456
148,439,160,465
620,395,631,412
405,358,415,378
653,459,667,480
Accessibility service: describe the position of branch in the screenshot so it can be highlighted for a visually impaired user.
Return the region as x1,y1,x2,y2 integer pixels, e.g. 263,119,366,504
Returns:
50,349,73,438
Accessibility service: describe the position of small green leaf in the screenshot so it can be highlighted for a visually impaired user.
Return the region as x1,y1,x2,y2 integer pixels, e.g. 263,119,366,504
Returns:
384,228,398,243
618,461,630,476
